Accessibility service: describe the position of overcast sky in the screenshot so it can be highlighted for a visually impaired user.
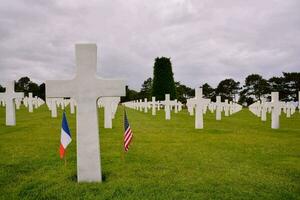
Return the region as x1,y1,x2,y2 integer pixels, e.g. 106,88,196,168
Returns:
0,0,299,89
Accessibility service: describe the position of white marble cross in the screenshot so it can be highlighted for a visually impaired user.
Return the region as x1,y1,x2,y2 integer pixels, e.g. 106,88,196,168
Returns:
157,101,161,111
163,94,171,120
284,102,295,118
186,99,194,116
27,93,34,112
70,98,76,114
111,97,120,119
216,96,222,120
224,99,229,116
0,81,24,126
144,98,148,113
174,99,178,113
46,44,125,182
270,92,284,129
33,96,39,109
260,98,267,121
100,97,115,129
150,97,157,116
194,88,204,129
15,98,22,110
51,98,58,118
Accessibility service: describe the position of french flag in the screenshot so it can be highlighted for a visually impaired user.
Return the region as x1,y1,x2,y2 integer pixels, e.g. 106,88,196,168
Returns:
60,112,72,159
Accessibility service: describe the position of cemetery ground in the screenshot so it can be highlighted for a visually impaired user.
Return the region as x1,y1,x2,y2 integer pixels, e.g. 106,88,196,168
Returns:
0,106,299,200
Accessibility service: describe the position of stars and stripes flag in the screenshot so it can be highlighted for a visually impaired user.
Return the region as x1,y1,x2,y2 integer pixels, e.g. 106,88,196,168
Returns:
60,112,72,159
124,110,133,152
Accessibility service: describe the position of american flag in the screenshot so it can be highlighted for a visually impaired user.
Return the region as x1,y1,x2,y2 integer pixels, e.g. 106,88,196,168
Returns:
124,110,133,152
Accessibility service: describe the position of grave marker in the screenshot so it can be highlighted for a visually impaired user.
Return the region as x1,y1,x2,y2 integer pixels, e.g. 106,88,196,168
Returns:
46,44,125,182
0,81,24,126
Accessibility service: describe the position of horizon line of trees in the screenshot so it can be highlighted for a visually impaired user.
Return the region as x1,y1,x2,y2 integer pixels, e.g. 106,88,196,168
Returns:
0,77,45,100
0,73,299,106
122,72,300,105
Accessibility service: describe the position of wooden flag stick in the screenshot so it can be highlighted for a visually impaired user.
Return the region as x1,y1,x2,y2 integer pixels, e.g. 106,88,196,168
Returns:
121,106,125,162
64,151,67,167
121,135,125,162
121,148,125,162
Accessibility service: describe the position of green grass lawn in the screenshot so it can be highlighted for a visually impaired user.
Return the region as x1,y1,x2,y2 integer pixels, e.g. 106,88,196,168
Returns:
0,105,299,200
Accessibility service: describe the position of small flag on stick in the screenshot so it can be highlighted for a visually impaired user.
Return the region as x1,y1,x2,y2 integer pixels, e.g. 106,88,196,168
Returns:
124,110,133,152
60,112,72,159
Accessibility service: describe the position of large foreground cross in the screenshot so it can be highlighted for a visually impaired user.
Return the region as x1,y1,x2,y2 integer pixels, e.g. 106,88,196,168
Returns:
0,81,24,126
46,44,125,182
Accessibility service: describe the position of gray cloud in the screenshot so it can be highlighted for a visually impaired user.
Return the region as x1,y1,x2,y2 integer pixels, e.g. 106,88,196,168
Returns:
0,0,299,89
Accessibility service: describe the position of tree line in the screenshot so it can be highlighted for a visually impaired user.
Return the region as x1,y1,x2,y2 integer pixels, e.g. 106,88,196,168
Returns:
1,59,299,106
0,77,45,100
122,57,300,105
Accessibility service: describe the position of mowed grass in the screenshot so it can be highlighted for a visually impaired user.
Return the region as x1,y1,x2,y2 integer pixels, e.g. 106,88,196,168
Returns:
0,105,299,200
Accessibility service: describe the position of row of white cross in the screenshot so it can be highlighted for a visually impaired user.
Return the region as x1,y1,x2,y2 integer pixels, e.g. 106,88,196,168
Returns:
249,91,300,129
0,44,125,183
122,95,183,117
44,97,120,129
123,88,243,129
1,44,299,183
0,81,46,125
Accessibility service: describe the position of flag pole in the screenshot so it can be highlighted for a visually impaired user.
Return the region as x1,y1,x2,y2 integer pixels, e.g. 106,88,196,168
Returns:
64,109,67,167
64,151,67,167
121,106,125,162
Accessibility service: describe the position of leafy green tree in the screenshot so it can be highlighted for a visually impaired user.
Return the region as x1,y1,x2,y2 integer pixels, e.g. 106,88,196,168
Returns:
15,76,45,99
202,83,215,99
15,77,31,95
268,76,288,101
28,82,39,97
175,82,194,103
215,78,240,101
243,74,270,101
152,57,177,100
121,85,139,102
238,88,254,106
282,72,300,101
139,77,152,100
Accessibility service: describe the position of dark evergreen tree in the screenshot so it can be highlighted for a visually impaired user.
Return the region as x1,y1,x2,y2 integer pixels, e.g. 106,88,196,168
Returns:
152,57,177,100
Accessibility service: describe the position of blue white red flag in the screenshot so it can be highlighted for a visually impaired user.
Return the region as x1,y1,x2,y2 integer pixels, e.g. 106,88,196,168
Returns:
60,112,72,159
